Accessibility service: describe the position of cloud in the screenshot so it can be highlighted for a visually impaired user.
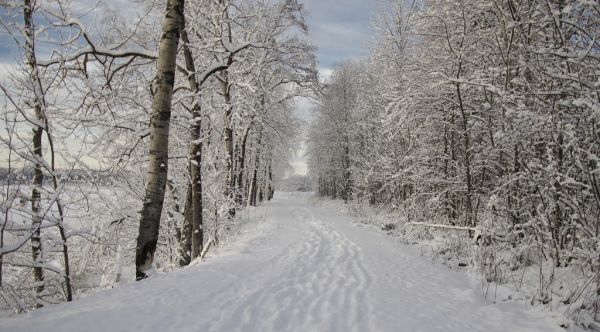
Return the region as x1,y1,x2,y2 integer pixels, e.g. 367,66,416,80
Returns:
289,1,380,176
301,0,378,68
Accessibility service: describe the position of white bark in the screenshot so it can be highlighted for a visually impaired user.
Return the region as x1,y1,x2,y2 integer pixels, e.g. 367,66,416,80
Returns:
135,0,185,280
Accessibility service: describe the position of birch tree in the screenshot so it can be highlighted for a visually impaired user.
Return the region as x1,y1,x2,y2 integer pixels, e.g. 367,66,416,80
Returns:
135,0,184,280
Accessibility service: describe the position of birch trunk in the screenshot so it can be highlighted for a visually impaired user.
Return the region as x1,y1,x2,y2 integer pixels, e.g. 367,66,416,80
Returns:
135,0,184,280
23,0,45,305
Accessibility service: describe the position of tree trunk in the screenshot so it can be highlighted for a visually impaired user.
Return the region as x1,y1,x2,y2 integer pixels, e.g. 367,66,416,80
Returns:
235,124,252,205
455,57,474,227
221,72,236,217
24,0,45,306
46,135,72,301
136,0,184,280
248,126,262,206
180,21,204,262
190,131,203,260
179,185,192,266
343,138,351,203
30,122,44,306
268,157,274,200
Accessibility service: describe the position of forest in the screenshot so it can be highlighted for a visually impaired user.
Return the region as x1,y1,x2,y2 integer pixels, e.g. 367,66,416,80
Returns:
0,0,316,310
307,0,600,326
1,0,600,329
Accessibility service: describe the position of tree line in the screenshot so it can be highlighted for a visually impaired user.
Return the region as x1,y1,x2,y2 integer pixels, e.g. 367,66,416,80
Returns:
308,0,600,322
0,0,316,310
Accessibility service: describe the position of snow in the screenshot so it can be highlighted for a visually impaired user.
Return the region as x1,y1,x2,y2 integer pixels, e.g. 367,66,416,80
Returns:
0,192,580,332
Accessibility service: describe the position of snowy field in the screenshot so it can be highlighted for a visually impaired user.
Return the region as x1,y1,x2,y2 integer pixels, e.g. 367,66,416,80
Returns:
0,192,580,332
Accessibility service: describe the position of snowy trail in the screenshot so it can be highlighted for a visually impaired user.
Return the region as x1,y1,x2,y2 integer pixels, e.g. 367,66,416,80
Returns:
1,193,573,332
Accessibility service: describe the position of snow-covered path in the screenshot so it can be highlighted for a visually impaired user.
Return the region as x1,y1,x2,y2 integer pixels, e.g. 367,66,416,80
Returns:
2,193,571,332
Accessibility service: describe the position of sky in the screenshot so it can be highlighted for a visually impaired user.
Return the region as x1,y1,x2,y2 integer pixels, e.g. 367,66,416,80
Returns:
302,0,378,73
289,0,378,176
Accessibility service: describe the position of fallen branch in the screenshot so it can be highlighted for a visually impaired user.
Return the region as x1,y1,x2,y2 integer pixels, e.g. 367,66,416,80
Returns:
403,222,477,232
200,237,215,259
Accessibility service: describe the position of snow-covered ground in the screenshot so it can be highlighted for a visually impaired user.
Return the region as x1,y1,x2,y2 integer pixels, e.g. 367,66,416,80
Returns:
0,192,580,332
